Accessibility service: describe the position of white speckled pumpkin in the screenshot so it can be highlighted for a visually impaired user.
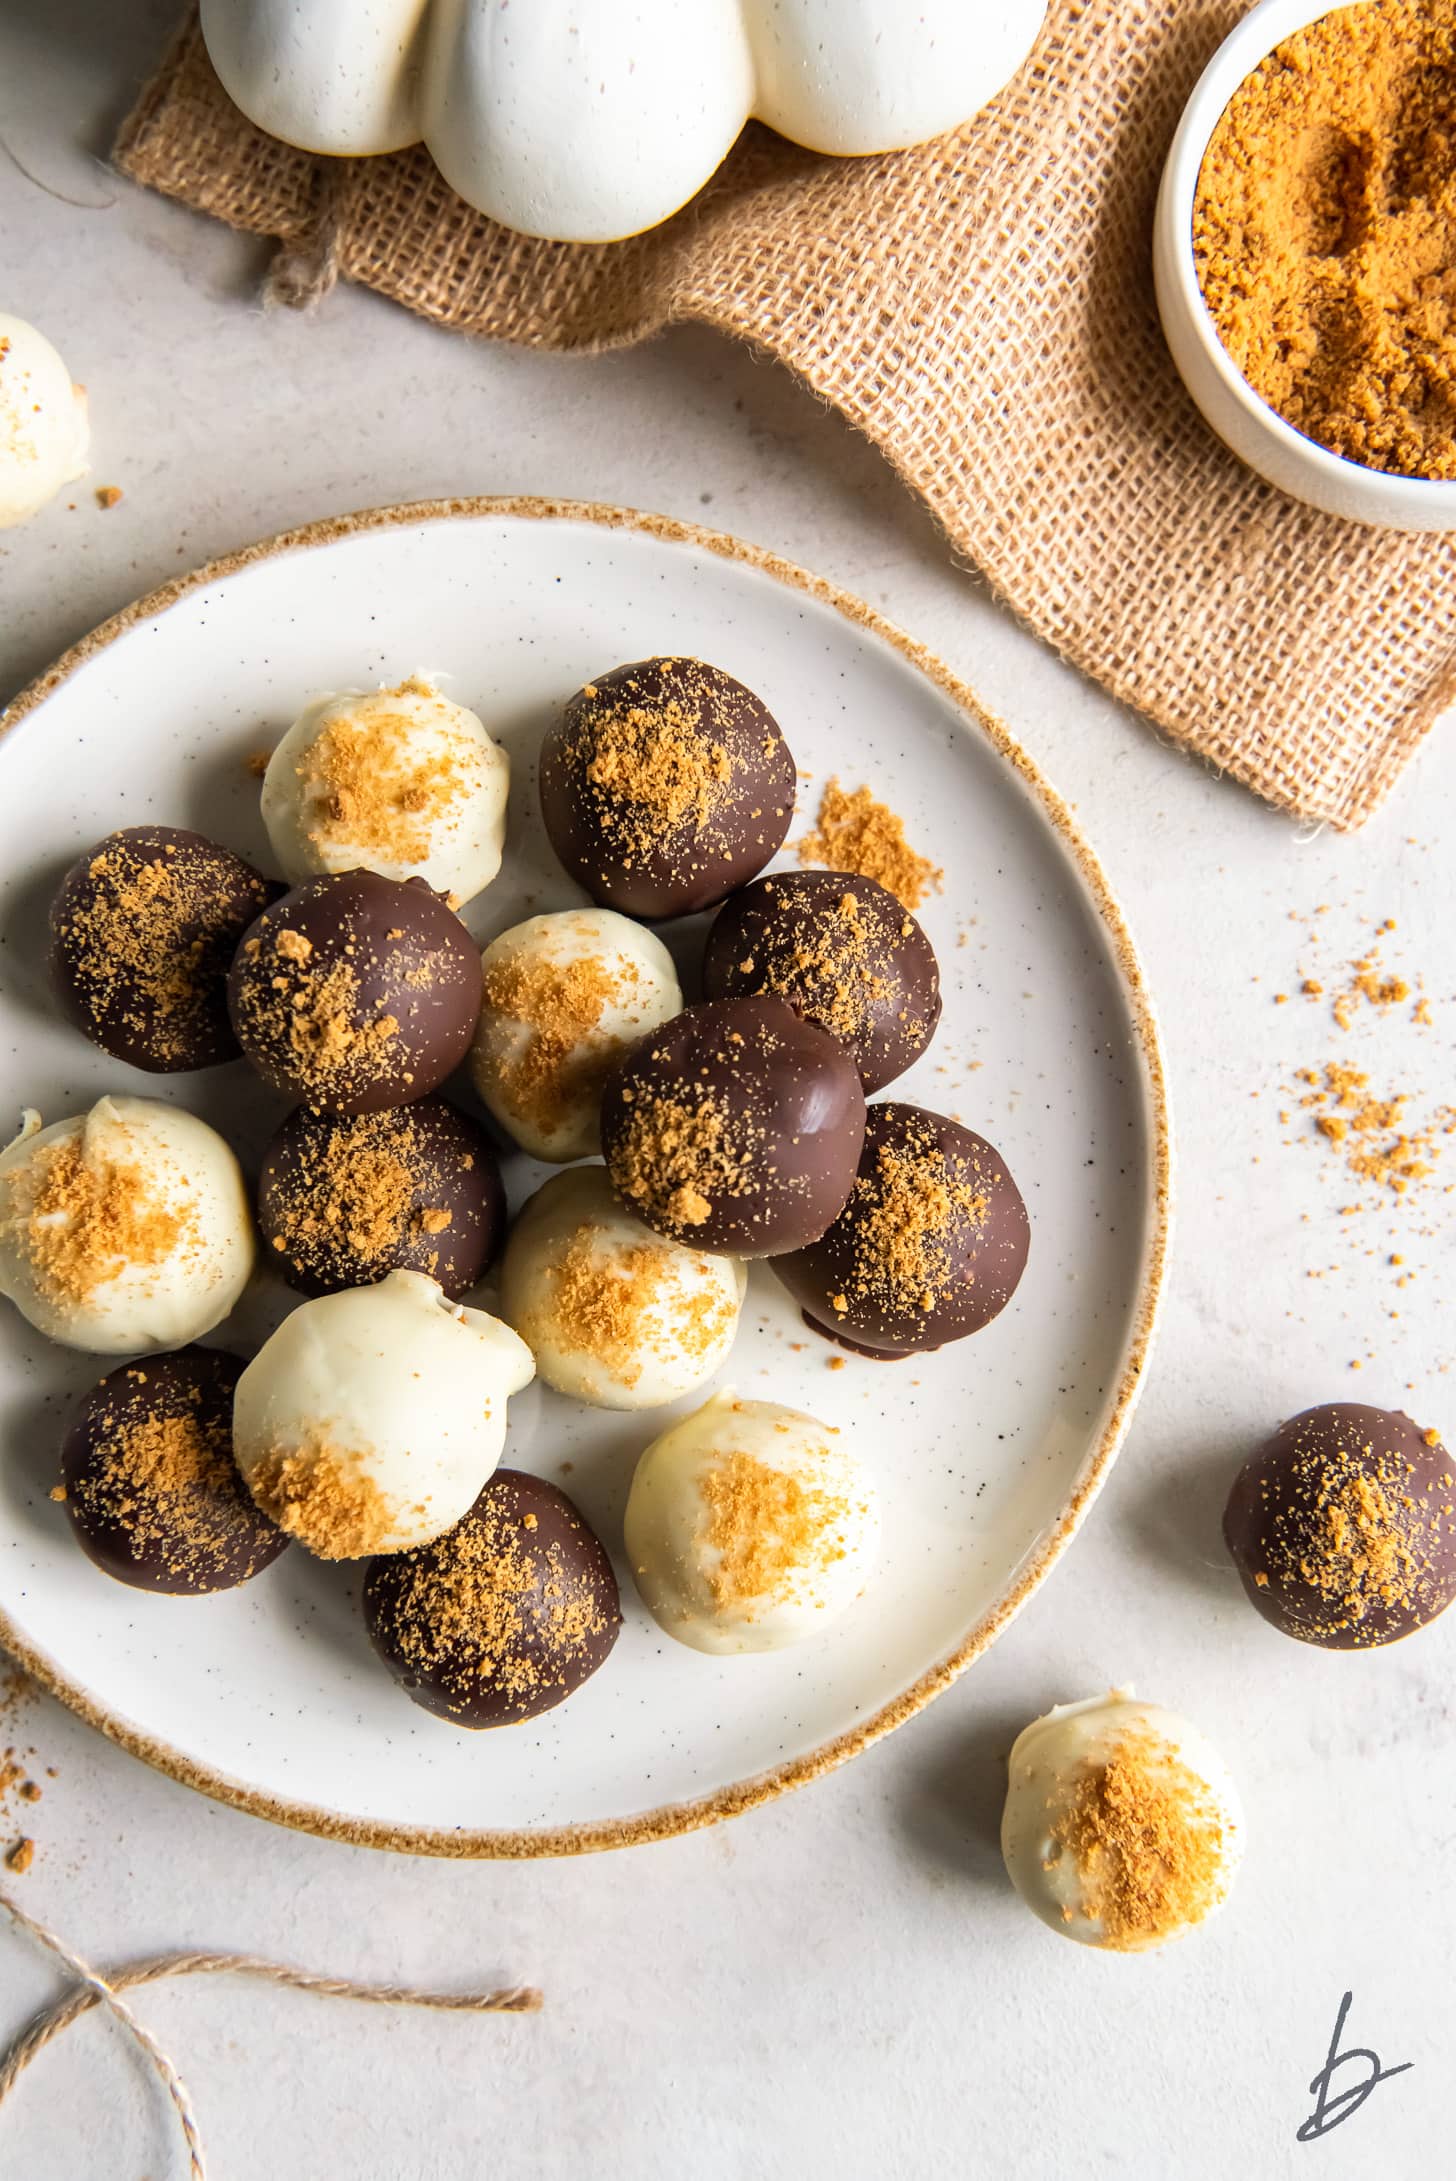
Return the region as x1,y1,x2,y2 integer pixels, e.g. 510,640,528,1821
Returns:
200,0,1048,242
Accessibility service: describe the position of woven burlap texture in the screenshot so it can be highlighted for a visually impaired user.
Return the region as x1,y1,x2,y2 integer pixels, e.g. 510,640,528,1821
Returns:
115,2,1456,830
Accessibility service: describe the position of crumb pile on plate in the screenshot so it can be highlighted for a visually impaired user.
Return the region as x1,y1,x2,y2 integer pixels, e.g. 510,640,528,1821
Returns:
2,657,1033,1729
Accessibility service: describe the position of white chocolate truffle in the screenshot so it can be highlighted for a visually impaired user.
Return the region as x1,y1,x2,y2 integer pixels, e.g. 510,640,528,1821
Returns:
233,1267,535,1559
1000,1692,1244,1953
0,314,88,528
0,1097,253,1354
624,1391,878,1655
501,1166,745,1410
470,909,682,1161
260,677,509,902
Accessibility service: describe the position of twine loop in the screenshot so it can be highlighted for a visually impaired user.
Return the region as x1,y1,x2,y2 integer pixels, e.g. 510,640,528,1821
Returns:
0,1887,540,2179
264,158,348,311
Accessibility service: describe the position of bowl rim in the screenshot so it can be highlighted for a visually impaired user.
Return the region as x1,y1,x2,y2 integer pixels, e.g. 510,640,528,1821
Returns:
0,494,1172,1860
1158,0,1456,514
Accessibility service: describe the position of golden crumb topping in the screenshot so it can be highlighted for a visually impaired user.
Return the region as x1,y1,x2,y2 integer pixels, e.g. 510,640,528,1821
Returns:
297,685,482,864
699,1449,854,1614
1050,1727,1233,1949
1,1133,192,1306
797,779,942,909
247,1438,402,1559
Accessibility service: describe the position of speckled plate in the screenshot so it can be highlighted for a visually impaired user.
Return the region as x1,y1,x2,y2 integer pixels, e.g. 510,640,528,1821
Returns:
0,500,1169,1856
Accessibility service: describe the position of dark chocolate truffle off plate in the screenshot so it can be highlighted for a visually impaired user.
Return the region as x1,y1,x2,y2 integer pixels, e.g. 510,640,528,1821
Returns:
0,500,1167,1855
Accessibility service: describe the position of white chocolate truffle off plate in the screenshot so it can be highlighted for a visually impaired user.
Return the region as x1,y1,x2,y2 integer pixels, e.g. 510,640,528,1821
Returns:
1001,1692,1244,1952
232,1268,535,1559
501,1165,745,1410
471,908,682,1161
261,676,509,901
0,314,89,528
625,1391,879,1655
0,1096,253,1354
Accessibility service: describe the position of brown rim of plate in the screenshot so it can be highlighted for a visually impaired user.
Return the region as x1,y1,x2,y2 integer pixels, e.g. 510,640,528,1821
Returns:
0,495,1172,1860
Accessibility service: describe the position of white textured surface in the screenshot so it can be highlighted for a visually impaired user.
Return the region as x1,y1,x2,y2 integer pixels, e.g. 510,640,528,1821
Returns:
1,7,1453,2175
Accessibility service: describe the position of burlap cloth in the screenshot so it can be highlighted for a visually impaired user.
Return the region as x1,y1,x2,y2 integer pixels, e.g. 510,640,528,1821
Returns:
114,3,1456,830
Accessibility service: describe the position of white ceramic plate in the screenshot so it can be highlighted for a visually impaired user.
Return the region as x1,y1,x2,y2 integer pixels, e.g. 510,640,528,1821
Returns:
0,500,1168,1855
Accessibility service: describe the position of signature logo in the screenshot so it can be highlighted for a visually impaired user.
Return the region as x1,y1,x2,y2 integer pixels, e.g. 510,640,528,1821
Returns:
1297,1991,1411,2143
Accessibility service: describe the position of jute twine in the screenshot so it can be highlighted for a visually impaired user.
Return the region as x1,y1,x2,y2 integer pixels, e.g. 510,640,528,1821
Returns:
110,3,1456,832
0,1886,541,2178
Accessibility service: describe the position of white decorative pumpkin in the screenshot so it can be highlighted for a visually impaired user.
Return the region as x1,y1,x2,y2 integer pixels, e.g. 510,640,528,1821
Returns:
200,0,1048,243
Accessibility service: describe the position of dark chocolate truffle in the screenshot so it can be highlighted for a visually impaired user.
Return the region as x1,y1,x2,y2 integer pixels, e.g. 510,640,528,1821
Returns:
703,869,941,1092
1223,1403,1456,1649
227,870,483,1114
50,826,274,1072
257,1096,505,1299
60,1347,287,1594
539,657,796,918
774,1102,1030,1357
363,1470,621,1727
600,995,866,1257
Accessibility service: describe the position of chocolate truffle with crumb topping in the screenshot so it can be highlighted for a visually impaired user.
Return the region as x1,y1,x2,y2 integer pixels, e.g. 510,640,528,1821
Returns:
539,657,796,918
600,995,866,1256
774,1102,1029,1356
61,1348,287,1593
227,870,483,1113
364,1470,621,1727
1223,1403,1456,1648
258,1096,504,1298
703,869,941,1091
51,826,275,1072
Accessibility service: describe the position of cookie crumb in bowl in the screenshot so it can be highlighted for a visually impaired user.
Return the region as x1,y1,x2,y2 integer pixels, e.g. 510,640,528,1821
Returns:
1194,0,1456,482
1155,0,1456,527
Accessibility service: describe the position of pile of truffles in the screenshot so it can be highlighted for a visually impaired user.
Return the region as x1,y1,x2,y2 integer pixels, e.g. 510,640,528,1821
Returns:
7,635,1439,1952
3,654,1032,1730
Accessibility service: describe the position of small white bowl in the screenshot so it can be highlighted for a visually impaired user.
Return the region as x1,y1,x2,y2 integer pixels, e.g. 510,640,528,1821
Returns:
1154,0,1456,532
